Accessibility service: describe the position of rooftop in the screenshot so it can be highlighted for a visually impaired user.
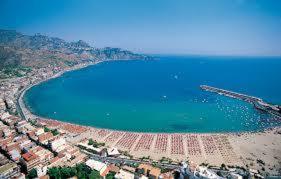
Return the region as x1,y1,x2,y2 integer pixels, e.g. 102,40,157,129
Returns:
0,162,18,173
22,151,38,161
138,164,161,177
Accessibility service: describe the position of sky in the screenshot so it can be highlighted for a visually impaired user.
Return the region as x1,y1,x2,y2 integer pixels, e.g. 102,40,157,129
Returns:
0,0,281,56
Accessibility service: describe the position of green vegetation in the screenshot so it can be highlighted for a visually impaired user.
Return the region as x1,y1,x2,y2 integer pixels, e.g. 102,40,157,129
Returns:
160,157,172,164
88,138,94,145
220,163,227,170
152,161,158,167
44,126,51,132
160,167,171,173
26,168,38,179
87,138,105,147
44,126,59,136
106,172,116,179
29,119,37,126
140,156,150,161
121,150,133,159
0,66,32,79
0,29,147,78
51,129,59,136
47,164,115,179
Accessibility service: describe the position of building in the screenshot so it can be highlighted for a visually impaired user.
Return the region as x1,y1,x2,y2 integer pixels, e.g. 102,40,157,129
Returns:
159,171,174,179
193,166,224,179
0,162,22,179
108,164,120,173
20,151,41,172
48,156,66,168
138,164,161,179
49,137,66,152
85,159,110,177
35,128,45,136
35,164,48,178
230,173,243,179
19,139,35,152
115,169,135,179
38,132,53,145
30,146,54,166
122,165,136,173
9,149,21,162
107,147,120,157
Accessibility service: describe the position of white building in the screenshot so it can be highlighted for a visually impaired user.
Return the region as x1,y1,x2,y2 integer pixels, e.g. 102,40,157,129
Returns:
115,169,135,179
49,137,66,152
107,147,120,157
230,173,243,179
85,159,109,177
35,128,45,136
35,165,48,177
193,166,224,179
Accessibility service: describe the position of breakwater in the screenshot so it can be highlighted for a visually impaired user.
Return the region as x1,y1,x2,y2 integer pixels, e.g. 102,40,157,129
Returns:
200,85,281,119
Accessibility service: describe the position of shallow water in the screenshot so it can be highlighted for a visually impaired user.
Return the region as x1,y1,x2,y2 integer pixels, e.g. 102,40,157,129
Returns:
24,56,281,132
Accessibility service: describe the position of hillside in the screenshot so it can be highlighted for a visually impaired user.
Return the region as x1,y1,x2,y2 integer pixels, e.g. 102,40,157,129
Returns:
0,29,150,78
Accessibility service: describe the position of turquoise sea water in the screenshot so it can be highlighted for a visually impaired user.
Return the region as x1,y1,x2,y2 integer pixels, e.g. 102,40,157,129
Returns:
24,56,281,133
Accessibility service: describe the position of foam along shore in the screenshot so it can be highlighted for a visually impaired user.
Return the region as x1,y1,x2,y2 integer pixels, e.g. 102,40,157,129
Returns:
17,60,281,175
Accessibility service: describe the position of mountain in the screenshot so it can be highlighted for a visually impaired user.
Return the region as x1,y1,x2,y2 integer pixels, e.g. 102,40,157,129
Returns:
0,29,150,77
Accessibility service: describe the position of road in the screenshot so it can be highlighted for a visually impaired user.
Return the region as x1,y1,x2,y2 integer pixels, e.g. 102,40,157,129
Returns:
82,150,181,170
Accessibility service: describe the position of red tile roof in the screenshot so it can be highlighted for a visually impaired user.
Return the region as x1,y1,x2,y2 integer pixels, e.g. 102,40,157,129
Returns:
22,151,38,161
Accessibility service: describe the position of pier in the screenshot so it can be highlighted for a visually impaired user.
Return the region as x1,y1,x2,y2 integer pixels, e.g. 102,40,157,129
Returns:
200,85,281,118
200,85,262,103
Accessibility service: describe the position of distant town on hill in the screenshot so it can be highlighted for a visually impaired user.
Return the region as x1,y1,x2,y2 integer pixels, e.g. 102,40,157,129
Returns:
0,29,150,79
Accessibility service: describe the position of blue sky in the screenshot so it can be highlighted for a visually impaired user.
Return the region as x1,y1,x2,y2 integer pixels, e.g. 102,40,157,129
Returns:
0,0,281,56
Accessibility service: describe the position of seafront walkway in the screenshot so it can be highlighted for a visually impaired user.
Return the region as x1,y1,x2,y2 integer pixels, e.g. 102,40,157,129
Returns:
82,150,181,170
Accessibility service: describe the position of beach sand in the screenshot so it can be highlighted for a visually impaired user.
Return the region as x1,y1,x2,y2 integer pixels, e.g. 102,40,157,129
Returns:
35,117,281,175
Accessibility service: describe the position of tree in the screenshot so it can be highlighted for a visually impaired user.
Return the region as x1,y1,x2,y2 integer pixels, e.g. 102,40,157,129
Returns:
47,163,100,179
75,163,93,178
48,167,61,179
88,138,94,145
220,163,226,170
136,168,145,175
51,129,59,136
106,172,116,179
89,170,101,179
61,167,75,178
44,126,50,132
26,168,38,179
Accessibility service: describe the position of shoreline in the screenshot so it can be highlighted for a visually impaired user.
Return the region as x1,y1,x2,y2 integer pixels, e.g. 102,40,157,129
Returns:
18,59,280,134
15,59,281,173
18,59,280,135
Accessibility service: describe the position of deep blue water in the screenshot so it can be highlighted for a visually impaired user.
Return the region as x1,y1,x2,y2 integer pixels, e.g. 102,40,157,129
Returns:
24,56,281,132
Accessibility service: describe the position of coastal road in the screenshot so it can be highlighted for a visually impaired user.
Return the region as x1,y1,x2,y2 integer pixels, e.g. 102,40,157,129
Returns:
82,150,181,170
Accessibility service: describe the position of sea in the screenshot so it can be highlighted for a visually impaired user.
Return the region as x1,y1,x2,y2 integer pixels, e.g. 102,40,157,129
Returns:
24,55,281,133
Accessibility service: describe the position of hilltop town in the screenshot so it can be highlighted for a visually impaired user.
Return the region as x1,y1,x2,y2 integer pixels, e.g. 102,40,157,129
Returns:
0,30,281,179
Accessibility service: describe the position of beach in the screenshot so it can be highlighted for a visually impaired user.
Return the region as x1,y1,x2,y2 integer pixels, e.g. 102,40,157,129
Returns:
34,117,281,175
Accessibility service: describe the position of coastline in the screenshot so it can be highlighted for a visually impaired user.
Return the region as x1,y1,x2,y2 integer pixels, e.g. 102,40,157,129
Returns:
18,58,279,135
16,59,281,173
